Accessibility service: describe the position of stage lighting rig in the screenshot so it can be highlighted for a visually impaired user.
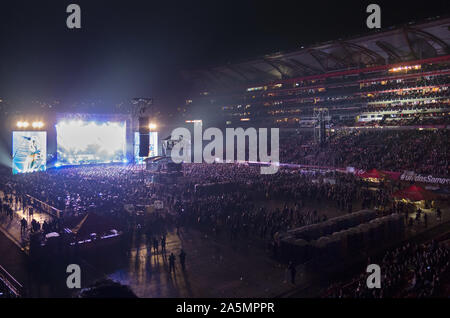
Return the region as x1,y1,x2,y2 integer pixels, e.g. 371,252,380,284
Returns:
132,97,153,116
32,121,44,128
17,121,29,128
16,121,45,129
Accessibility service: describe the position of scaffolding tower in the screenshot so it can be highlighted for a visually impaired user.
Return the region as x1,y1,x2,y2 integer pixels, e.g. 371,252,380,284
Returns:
313,107,329,146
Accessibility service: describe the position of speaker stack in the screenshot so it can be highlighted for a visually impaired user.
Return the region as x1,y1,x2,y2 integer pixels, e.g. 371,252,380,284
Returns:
139,117,149,157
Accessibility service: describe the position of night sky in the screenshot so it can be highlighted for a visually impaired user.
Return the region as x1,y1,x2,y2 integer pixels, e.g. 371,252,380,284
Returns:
0,0,448,109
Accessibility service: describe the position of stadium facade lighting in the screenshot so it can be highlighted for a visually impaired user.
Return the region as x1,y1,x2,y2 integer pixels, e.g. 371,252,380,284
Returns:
388,64,421,72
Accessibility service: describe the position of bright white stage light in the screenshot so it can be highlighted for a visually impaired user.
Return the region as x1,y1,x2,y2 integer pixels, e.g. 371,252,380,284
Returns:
149,123,157,130
32,121,44,128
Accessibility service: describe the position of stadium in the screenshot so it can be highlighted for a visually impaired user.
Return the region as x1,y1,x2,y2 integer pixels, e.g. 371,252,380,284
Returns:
185,17,450,129
0,2,449,302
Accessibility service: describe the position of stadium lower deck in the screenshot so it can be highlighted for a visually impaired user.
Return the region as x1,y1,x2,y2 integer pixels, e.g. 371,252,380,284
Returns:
1,127,449,297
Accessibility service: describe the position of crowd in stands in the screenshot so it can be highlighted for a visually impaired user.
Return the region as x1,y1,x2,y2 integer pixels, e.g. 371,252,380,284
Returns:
325,240,449,298
363,90,449,105
364,101,449,112
244,67,449,127
280,129,449,177
356,114,449,127
359,75,450,93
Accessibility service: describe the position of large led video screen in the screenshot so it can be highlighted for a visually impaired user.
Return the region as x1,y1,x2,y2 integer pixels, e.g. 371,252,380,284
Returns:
134,132,158,163
56,120,126,166
12,131,47,174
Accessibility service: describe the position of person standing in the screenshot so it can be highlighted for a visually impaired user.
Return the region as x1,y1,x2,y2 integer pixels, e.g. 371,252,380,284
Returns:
31,219,37,233
436,208,442,222
161,235,166,254
20,217,27,234
153,237,159,254
179,249,186,270
288,261,297,285
169,253,176,274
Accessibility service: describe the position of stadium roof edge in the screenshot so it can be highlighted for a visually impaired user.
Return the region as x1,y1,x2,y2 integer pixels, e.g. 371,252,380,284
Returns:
185,15,450,91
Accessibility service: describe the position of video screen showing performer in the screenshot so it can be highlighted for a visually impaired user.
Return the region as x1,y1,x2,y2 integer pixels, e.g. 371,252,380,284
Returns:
12,131,47,174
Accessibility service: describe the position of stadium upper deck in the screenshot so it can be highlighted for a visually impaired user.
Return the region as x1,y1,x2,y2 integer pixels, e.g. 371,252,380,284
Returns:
185,16,450,127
